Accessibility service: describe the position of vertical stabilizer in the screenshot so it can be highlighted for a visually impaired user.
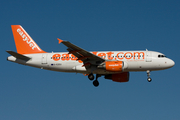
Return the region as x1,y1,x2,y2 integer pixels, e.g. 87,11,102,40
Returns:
11,25,46,54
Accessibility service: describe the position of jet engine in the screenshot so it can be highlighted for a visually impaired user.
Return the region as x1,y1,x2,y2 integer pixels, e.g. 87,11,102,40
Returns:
105,72,129,82
98,61,127,72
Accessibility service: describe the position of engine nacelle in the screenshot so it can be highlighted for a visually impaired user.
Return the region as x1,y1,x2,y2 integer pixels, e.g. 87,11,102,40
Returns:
105,72,129,82
98,61,127,72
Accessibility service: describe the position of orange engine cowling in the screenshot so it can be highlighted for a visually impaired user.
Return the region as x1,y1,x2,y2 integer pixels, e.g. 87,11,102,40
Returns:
105,72,129,82
98,61,124,72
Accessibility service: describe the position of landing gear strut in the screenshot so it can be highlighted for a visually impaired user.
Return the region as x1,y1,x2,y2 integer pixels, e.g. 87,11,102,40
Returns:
93,74,101,87
147,70,152,82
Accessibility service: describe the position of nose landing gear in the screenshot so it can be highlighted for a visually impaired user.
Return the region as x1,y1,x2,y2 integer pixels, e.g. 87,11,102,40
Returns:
147,70,152,82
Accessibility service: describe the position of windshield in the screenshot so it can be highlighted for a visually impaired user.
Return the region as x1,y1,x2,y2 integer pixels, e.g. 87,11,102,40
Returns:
158,54,166,58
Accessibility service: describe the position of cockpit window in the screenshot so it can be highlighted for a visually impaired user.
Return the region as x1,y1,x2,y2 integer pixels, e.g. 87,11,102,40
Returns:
158,54,166,58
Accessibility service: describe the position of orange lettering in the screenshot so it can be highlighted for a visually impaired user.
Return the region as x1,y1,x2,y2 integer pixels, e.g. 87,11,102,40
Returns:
70,54,82,63
98,53,106,59
52,54,61,61
71,54,77,60
134,52,145,59
124,52,133,59
117,52,124,60
61,54,70,61
106,52,114,60
92,52,98,55
78,60,83,63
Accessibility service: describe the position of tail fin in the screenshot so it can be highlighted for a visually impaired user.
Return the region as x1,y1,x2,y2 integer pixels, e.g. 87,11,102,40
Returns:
11,25,46,54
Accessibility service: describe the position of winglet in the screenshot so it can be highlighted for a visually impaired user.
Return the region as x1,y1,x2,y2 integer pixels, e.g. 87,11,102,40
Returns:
57,38,63,44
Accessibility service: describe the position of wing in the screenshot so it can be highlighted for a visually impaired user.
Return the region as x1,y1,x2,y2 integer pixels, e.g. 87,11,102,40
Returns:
58,39,105,66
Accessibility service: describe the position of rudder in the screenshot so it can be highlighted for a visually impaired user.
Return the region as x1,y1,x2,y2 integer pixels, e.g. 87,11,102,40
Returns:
11,25,46,54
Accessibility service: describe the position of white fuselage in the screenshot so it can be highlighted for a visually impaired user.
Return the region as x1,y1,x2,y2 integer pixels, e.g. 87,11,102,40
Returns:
8,25,175,86
7,50,175,74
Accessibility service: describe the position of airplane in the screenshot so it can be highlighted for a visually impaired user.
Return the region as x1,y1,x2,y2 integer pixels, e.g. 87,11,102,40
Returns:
7,25,175,87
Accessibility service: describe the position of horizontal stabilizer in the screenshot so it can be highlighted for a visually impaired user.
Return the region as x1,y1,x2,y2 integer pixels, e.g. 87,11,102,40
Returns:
6,51,31,61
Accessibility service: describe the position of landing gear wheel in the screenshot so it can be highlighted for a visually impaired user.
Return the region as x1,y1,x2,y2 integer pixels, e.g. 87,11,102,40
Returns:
147,70,152,82
88,73,94,80
93,80,99,87
147,77,152,82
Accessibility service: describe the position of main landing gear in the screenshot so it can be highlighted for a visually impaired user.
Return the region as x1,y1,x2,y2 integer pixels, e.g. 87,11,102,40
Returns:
147,70,152,82
88,73,101,87
88,73,94,80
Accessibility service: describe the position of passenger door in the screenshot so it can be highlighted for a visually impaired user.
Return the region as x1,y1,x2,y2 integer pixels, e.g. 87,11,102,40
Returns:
146,51,152,62
42,54,47,64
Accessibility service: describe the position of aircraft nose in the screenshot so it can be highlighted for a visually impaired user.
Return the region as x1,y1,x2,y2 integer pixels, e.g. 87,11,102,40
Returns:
168,59,175,68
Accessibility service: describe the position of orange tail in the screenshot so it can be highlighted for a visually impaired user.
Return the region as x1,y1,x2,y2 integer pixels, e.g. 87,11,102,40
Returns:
11,25,46,54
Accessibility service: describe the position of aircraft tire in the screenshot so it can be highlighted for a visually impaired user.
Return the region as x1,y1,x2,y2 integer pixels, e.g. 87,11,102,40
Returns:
93,80,99,87
147,77,152,82
88,73,94,80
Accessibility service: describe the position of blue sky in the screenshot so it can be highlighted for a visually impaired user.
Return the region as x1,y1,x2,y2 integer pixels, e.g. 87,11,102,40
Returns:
1,0,180,120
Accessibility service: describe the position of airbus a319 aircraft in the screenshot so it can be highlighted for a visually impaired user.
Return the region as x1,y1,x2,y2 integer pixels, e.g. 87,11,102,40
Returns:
7,25,175,87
